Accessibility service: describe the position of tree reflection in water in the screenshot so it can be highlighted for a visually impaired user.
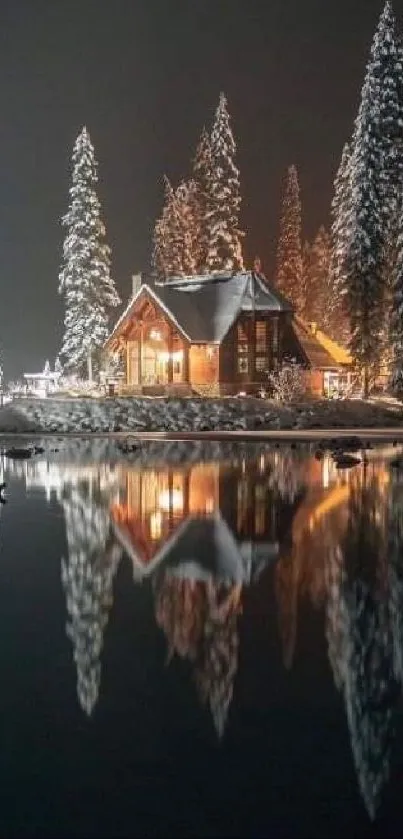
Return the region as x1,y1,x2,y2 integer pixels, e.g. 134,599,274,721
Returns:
154,575,242,738
276,459,403,819
5,447,403,819
60,476,122,716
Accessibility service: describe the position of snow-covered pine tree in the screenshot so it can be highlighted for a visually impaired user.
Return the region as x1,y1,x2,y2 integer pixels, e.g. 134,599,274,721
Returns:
152,177,198,281
329,143,353,347
193,126,213,272
58,127,120,381
374,2,403,238
372,2,403,384
344,3,403,394
204,93,244,273
275,165,304,312
300,240,311,321
303,227,332,328
390,194,403,394
54,356,63,376
344,76,384,395
151,177,175,281
43,359,51,376
175,179,199,275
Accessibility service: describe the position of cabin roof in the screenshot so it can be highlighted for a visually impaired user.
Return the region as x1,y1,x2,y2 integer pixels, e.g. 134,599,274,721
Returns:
292,318,343,370
106,271,293,347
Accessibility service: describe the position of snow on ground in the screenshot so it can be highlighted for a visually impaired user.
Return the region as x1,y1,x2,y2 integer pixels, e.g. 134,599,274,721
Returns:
0,395,402,435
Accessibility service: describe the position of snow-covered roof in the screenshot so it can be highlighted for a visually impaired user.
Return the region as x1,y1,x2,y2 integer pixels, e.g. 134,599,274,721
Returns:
158,512,277,583
111,509,277,584
105,271,293,347
292,317,343,370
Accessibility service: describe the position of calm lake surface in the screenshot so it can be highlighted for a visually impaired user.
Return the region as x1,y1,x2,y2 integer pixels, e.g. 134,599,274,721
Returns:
0,440,403,838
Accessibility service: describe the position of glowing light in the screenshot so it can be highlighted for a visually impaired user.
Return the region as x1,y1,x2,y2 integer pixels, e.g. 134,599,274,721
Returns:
157,350,183,362
158,488,183,512
149,329,162,341
150,510,162,540
205,497,214,514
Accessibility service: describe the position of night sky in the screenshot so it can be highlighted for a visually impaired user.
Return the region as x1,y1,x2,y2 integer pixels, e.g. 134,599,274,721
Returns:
0,0,397,378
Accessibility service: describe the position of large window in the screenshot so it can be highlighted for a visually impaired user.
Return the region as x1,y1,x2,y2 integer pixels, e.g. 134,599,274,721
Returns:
129,342,139,385
255,321,267,354
272,318,279,358
255,320,268,375
237,322,249,375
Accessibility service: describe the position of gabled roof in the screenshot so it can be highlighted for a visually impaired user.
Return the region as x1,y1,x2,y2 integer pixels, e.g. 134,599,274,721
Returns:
153,513,277,583
105,271,293,347
293,317,352,369
312,326,352,366
111,509,277,585
292,318,341,370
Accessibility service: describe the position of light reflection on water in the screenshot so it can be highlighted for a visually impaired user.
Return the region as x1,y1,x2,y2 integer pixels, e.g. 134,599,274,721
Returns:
2,442,403,831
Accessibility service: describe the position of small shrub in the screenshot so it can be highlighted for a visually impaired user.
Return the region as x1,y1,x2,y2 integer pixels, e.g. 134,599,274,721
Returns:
268,358,307,402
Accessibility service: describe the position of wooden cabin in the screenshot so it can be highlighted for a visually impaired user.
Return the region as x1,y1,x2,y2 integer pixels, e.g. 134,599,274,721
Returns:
104,271,351,396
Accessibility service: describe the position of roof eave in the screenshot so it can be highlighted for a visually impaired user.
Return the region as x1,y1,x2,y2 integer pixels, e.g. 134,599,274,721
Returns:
104,283,192,348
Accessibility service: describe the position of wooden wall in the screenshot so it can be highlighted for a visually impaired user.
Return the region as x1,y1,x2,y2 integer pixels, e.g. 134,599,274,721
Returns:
305,369,324,396
189,344,219,385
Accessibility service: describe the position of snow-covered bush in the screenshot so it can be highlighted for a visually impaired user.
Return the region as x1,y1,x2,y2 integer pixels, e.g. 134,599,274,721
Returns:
55,375,104,398
268,358,307,402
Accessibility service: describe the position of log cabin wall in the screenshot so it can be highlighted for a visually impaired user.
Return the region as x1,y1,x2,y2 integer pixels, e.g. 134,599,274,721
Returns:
189,344,219,385
219,312,289,389
111,291,191,391
305,369,324,396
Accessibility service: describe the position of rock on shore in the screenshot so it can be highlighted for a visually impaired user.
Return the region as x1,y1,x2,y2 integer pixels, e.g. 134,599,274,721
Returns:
0,396,402,434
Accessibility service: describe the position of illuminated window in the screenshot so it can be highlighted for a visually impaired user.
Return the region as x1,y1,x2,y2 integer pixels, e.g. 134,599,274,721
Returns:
237,322,248,343
237,321,249,375
255,357,267,372
272,318,279,356
150,510,162,540
255,321,267,353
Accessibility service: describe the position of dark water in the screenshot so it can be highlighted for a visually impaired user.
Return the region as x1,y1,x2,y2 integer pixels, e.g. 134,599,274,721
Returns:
1,441,403,838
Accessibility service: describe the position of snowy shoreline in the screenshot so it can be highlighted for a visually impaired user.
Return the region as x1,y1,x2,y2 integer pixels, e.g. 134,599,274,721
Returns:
0,395,402,436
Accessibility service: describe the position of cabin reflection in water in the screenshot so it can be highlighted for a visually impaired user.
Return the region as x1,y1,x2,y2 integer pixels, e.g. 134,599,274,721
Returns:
109,456,303,579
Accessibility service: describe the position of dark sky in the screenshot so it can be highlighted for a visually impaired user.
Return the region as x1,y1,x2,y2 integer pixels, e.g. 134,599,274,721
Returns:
0,0,397,379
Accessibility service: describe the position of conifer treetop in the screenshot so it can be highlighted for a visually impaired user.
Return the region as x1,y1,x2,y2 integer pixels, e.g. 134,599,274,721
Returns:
275,164,304,312
205,91,244,272
58,126,120,377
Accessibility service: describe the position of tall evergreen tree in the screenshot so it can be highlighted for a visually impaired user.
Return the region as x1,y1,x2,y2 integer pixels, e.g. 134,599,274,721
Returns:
303,227,332,327
344,3,403,393
204,93,244,273
58,127,120,381
275,165,304,312
390,195,403,393
193,126,213,272
345,80,384,394
300,240,311,321
329,143,352,346
152,177,198,280
375,2,403,235
176,179,200,274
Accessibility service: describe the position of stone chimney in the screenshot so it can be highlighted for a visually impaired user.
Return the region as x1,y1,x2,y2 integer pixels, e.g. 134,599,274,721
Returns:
132,273,142,297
